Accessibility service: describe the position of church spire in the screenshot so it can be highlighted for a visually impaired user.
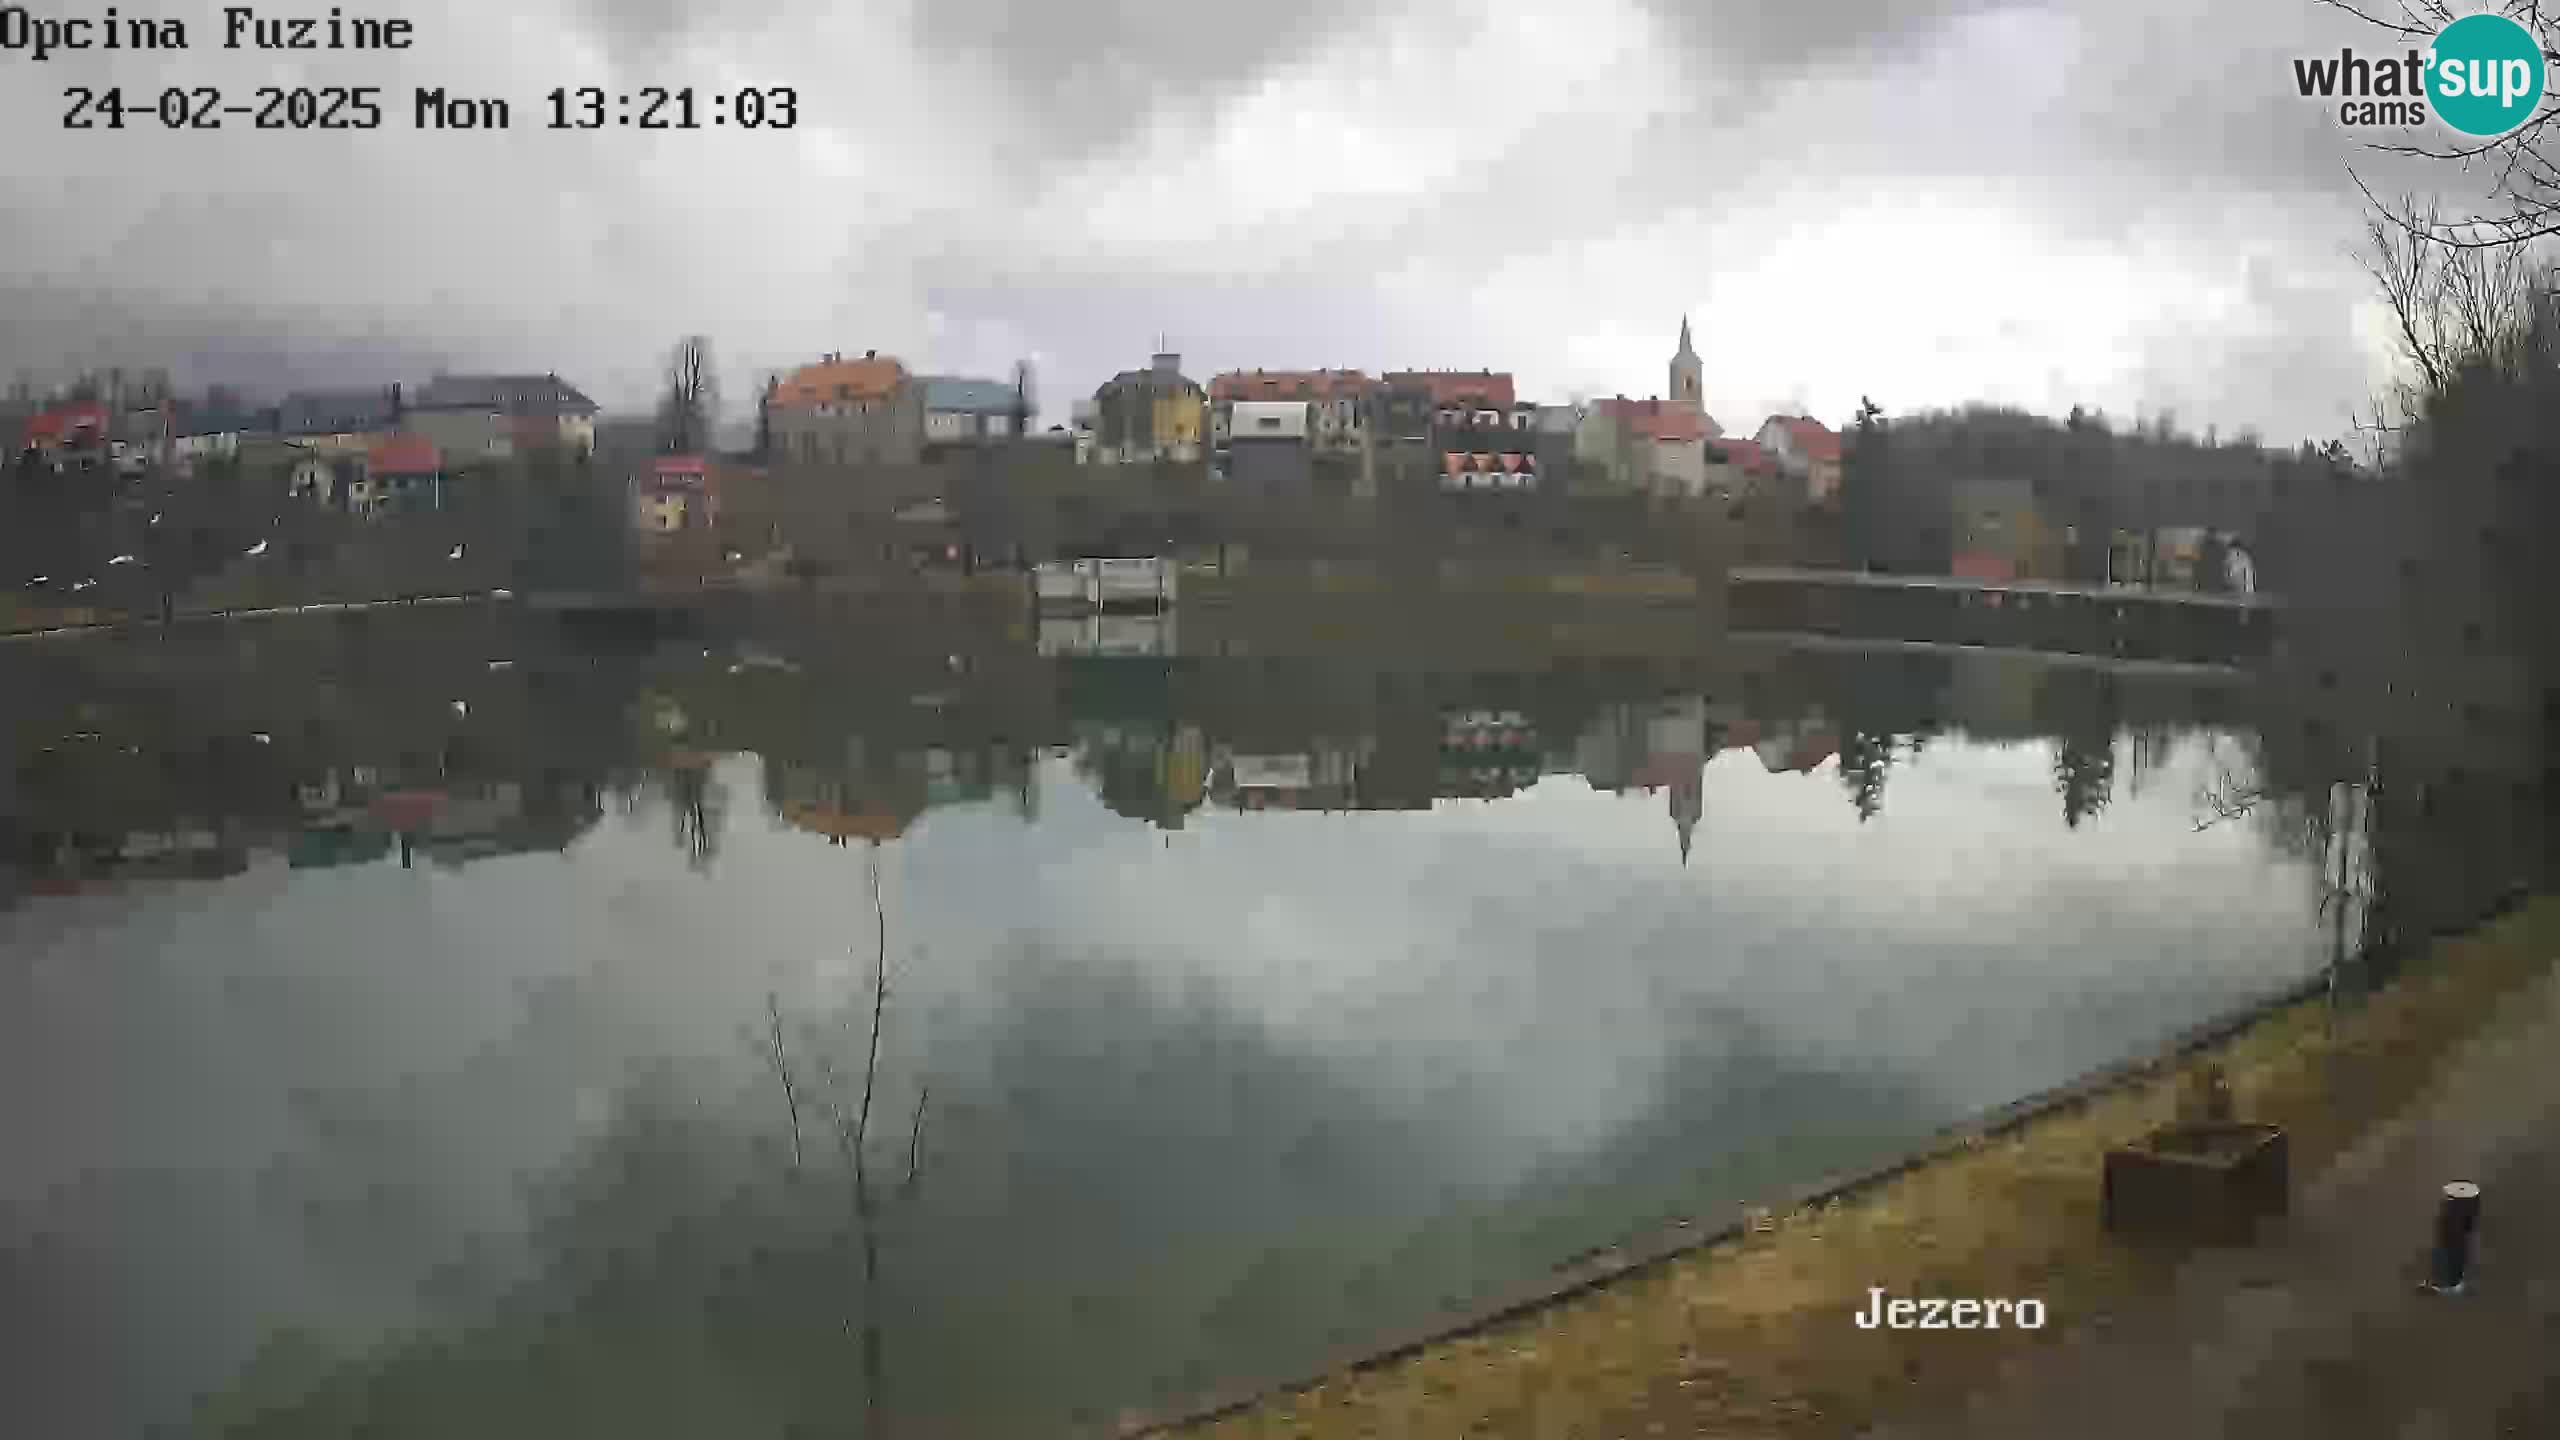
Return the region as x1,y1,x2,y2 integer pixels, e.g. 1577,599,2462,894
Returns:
1669,767,1702,866
1670,315,1702,409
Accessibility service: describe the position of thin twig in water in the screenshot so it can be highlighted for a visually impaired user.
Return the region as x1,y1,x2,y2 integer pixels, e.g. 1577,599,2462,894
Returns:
765,991,804,1172
906,1085,930,1191
857,841,888,1154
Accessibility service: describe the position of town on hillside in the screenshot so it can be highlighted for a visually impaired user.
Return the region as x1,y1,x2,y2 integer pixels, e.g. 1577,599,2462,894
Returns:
6,317,2339,627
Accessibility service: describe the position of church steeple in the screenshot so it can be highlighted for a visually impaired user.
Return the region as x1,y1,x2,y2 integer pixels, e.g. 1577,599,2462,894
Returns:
1670,315,1701,410
1670,766,1702,866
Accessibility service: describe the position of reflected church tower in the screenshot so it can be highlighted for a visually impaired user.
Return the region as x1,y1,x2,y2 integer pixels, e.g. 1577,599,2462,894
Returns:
1669,763,1702,866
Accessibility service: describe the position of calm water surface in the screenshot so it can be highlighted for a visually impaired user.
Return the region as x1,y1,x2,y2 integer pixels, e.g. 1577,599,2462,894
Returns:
1,619,2331,1437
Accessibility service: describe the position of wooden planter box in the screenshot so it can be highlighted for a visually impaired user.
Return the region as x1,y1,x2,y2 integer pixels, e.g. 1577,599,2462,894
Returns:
2102,1122,2288,1242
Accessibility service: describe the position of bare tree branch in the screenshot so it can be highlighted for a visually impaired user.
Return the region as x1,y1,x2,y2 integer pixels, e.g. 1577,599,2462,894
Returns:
765,990,804,1172
659,335,717,455
905,1084,929,1193
857,841,887,1153
2332,3,2560,249
2312,0,2440,39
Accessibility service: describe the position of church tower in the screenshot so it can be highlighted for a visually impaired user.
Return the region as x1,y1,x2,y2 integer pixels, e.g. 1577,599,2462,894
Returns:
1669,315,1702,412
1670,764,1702,867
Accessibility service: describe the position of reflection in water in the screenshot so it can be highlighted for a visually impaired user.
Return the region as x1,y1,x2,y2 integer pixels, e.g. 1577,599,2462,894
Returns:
0,606,2457,1436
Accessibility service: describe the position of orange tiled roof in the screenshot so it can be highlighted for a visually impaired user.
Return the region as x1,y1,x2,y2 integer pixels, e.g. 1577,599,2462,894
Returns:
782,801,911,842
1765,415,1843,463
1210,369,1373,402
774,355,907,410
26,401,109,447
1596,396,1707,444
366,433,441,475
1385,370,1516,409
1706,437,1778,474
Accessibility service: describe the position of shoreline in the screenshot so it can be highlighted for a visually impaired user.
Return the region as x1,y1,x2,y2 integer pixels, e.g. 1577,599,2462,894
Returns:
1131,893,2557,1438
1113,967,2332,1437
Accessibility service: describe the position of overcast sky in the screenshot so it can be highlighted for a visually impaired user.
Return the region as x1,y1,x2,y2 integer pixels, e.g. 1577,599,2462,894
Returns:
0,0,2489,442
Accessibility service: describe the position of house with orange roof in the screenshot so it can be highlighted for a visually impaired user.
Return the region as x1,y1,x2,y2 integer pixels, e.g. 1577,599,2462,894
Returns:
765,349,923,468
770,756,927,846
21,400,111,473
1754,415,1845,504
1380,369,1517,412
346,433,444,518
633,454,719,535
1703,436,1783,497
1208,369,1375,454
1573,321,1726,495
1585,396,1712,496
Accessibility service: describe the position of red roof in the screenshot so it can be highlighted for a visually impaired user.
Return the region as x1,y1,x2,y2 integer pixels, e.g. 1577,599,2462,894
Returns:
366,434,440,475
1385,370,1516,409
1210,369,1373,402
643,454,712,495
775,354,906,409
1763,415,1842,463
1951,550,2015,582
1632,755,1702,788
1595,397,1707,444
1706,437,1778,475
26,401,108,447
369,789,448,831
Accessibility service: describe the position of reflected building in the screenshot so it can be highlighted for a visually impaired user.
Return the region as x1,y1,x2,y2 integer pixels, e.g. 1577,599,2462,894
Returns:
767,747,928,847
1576,695,1717,862
1440,708,1540,801
1079,722,1209,828
1210,735,1368,812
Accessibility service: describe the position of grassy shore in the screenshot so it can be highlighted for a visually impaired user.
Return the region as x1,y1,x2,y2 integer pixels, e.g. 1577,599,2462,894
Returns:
1167,897,2560,1439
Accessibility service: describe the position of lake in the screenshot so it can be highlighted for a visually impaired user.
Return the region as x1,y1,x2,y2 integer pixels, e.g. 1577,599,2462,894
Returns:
1,607,2335,1437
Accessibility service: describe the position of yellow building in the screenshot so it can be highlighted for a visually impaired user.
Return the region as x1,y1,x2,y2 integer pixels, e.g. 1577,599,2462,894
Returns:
1161,726,1207,812
1092,350,1207,464
1152,389,1205,456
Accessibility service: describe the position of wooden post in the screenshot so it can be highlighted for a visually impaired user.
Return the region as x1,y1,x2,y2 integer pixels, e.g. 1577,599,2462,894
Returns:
2426,1181,2481,1293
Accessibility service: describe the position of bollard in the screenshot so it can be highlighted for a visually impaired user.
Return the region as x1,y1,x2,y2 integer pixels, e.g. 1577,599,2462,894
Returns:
2425,1181,2481,1294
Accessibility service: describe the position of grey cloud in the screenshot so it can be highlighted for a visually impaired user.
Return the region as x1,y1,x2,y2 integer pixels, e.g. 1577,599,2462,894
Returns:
1633,0,2001,69
562,0,807,73
0,0,2469,442
903,0,1372,173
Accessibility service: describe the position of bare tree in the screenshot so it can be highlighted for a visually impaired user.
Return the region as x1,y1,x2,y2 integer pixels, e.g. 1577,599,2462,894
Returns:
2354,191,2543,441
759,840,929,1436
658,335,718,455
2323,0,2560,248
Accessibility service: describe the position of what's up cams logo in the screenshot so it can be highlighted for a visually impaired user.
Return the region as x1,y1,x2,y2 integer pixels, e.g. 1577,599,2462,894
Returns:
2294,11,2549,134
